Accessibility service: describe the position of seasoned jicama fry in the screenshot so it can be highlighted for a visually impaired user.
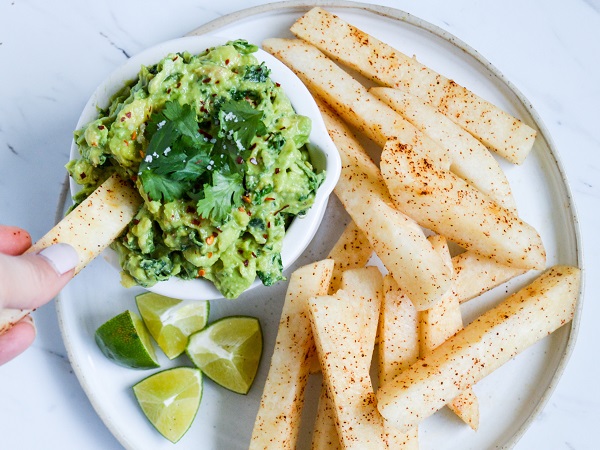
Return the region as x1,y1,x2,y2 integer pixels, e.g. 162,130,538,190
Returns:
327,221,373,294
377,265,581,432
309,288,385,449
371,87,516,212
452,250,527,303
263,37,450,170
250,259,334,450
316,99,451,310
290,7,537,164
381,140,546,270
311,267,383,448
0,173,141,334
379,274,420,449
419,236,479,430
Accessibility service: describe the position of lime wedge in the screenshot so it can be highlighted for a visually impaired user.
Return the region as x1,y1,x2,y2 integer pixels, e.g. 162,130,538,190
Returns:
186,316,262,394
133,367,202,443
136,292,210,359
95,310,159,369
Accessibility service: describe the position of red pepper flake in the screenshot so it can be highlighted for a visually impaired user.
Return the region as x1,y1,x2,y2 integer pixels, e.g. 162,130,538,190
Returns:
167,88,171,94
172,55,179,61
275,205,289,215
186,205,197,214
213,231,219,237
206,235,215,245
131,174,137,182
263,234,268,239
243,259,249,267
125,112,132,118
131,130,137,140
265,197,275,201
203,78,211,83
207,252,213,258
242,195,251,204
120,116,126,122
238,249,244,255
251,252,257,258
199,129,212,139
176,82,181,88
192,218,201,226
97,125,105,130
275,167,280,174
236,156,244,164
80,172,87,179
267,222,271,228
275,82,281,87
225,59,230,65
132,219,140,225
198,268,206,277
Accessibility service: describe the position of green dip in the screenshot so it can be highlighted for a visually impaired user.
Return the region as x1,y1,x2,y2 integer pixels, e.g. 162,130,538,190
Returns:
67,40,324,298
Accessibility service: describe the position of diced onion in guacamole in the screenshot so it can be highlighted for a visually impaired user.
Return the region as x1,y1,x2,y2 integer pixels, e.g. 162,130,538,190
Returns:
67,40,324,298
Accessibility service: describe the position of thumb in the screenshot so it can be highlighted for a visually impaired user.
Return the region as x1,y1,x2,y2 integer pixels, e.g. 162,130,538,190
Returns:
0,243,79,311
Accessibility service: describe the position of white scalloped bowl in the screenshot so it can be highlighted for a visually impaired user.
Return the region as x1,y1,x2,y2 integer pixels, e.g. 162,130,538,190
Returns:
70,35,341,300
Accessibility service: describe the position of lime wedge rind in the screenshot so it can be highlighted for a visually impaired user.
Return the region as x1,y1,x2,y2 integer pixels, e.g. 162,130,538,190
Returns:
95,310,159,369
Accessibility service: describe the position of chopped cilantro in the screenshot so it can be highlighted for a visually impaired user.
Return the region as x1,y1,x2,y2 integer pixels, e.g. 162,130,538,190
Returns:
196,171,244,222
243,63,271,83
139,101,211,202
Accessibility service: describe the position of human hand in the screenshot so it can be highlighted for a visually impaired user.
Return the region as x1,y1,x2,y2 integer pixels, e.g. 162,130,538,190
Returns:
0,225,78,365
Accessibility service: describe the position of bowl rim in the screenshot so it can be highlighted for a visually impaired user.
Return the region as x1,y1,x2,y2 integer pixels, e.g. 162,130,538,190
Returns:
69,34,341,300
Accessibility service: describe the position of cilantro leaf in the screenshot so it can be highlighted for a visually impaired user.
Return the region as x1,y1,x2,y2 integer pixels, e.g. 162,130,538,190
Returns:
139,169,187,202
139,101,212,202
219,100,267,149
171,153,212,182
229,39,258,55
143,120,178,161
196,171,244,221
163,101,203,141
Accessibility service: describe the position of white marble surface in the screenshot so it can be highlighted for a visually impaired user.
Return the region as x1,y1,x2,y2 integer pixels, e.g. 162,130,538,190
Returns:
0,0,598,448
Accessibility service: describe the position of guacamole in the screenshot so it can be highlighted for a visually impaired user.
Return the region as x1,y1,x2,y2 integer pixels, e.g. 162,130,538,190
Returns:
67,40,324,298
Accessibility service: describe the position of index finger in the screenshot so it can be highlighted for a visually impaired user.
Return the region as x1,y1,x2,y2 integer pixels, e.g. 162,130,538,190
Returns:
0,225,32,255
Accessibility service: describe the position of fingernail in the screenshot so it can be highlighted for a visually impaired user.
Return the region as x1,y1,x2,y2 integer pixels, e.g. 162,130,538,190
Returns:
38,243,79,275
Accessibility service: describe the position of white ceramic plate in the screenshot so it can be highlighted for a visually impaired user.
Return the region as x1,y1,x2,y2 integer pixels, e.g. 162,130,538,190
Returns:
56,2,582,449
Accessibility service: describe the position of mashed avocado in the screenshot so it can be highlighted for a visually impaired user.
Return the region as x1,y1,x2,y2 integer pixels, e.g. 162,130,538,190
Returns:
67,40,324,298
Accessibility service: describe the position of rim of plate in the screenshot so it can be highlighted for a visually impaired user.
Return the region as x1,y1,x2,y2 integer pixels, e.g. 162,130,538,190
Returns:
56,1,584,449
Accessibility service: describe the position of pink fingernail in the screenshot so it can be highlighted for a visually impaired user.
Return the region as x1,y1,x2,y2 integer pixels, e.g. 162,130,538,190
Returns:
38,243,79,275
